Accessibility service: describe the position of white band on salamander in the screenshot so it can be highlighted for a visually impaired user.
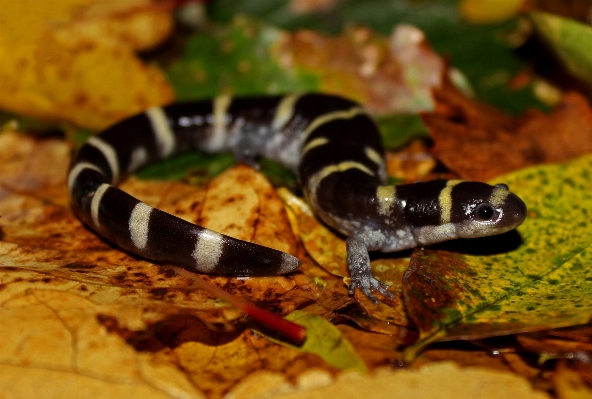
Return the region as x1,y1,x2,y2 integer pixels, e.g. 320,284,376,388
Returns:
129,202,153,250
90,183,111,228
87,137,120,183
192,229,224,273
67,162,104,194
146,107,176,158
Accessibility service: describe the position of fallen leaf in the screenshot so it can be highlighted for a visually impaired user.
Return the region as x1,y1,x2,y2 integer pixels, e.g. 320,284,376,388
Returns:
384,138,437,182
167,16,444,116
277,188,411,327
261,310,368,373
549,325,592,342
0,0,174,130
403,153,592,359
277,188,348,277
423,76,592,180
259,362,550,399
516,333,592,362
0,132,316,327
553,360,592,399
275,24,444,115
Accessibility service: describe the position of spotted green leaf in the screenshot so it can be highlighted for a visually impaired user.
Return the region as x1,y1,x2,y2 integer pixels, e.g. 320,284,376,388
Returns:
530,11,592,87
403,154,592,360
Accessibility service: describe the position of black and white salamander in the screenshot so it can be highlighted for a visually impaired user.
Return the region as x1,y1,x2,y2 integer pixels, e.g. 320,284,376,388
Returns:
68,93,527,302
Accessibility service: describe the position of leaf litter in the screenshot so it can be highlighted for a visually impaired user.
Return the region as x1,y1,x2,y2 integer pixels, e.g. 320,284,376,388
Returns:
4,1,592,397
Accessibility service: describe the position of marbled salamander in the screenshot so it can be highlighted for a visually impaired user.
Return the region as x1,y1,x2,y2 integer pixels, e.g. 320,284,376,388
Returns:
68,94,527,302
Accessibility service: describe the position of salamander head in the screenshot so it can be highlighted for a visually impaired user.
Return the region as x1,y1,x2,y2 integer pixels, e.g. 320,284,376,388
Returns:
453,182,527,239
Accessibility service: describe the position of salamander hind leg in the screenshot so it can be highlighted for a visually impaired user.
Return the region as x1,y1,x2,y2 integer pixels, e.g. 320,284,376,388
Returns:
346,232,394,303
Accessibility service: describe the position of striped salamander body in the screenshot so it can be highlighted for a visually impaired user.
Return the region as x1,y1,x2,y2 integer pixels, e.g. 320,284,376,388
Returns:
68,94,527,302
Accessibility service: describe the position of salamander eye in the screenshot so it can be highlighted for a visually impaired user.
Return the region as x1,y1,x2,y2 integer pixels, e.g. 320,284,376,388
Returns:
476,203,495,221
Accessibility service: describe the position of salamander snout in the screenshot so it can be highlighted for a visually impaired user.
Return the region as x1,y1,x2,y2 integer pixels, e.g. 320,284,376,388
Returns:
500,192,527,229
455,183,527,239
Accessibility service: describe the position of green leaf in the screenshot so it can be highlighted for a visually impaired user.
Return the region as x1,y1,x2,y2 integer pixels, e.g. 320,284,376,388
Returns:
209,0,547,114
530,11,592,86
136,151,234,182
260,310,368,372
166,16,320,100
376,114,428,150
403,154,592,360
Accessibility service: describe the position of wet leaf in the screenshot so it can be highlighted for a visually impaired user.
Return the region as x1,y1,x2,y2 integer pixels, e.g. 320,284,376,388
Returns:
423,76,592,180
384,139,437,183
403,153,592,359
530,11,592,87
352,258,411,326
0,0,174,130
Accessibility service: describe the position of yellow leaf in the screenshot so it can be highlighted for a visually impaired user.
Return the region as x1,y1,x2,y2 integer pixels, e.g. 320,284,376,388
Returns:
460,0,525,24
229,362,550,399
0,0,174,130
278,188,349,277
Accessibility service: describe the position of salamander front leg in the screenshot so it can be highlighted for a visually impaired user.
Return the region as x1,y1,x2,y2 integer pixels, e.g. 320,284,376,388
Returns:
346,233,394,303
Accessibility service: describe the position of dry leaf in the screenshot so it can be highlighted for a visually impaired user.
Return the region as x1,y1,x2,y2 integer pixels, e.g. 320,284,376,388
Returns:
235,362,551,399
422,76,592,180
553,360,592,399
0,0,174,130
0,132,317,324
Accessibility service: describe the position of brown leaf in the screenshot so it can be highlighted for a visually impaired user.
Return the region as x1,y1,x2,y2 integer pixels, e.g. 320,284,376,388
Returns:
553,360,592,399
0,132,317,328
385,139,437,182
517,333,592,360
273,25,444,115
423,76,592,180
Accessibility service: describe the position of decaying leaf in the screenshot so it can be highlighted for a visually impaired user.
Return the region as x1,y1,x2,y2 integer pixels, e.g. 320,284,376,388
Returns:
403,153,592,359
384,139,437,182
0,269,333,398
0,132,317,328
423,76,592,181
0,0,174,130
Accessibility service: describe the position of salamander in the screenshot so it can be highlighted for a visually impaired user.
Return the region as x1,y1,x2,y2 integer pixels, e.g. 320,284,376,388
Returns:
68,93,527,302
